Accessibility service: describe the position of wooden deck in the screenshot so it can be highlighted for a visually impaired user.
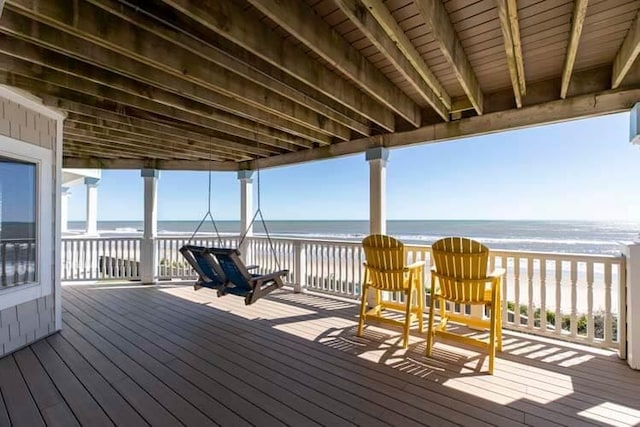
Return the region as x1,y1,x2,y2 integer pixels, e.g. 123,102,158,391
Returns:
0,284,639,426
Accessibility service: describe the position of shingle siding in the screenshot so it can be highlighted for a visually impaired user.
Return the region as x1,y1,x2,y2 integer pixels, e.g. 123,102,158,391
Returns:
0,94,59,357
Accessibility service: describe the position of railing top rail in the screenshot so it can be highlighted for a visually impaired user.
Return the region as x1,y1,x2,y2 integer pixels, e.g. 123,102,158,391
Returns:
62,236,142,242
62,234,625,262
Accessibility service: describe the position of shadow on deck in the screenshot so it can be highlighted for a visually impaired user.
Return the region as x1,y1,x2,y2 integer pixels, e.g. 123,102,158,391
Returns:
0,283,638,426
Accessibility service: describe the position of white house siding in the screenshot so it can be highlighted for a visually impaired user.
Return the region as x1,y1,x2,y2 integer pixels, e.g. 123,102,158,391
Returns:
0,93,60,357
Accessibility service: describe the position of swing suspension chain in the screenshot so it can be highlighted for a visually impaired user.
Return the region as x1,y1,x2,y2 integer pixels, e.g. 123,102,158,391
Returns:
188,139,223,246
238,163,282,271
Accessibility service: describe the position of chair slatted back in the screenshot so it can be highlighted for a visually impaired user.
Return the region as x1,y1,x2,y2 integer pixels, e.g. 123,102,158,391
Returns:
362,234,408,291
209,248,253,291
431,237,490,303
180,245,226,287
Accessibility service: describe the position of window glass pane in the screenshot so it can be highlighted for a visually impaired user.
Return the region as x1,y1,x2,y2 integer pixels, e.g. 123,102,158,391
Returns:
0,158,36,287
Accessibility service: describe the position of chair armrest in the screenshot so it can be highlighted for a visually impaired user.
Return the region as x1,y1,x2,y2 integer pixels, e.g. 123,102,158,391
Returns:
246,265,259,270
489,268,506,278
404,260,425,271
253,270,289,282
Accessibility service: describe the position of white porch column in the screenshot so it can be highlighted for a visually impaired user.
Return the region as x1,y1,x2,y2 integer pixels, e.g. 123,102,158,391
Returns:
238,170,253,263
84,177,99,235
61,186,70,233
366,147,389,307
366,147,389,235
140,169,159,284
621,243,639,368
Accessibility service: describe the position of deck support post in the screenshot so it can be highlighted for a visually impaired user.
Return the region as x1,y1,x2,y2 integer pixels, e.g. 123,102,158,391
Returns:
621,242,640,368
61,186,70,233
84,177,99,235
293,241,306,293
238,170,254,264
140,169,159,284
366,147,389,306
366,147,389,235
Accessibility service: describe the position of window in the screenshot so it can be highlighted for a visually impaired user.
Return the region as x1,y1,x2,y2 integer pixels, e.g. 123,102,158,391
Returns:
0,158,37,288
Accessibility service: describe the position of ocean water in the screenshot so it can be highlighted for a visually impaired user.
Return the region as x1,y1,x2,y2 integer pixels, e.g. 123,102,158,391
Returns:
66,220,640,255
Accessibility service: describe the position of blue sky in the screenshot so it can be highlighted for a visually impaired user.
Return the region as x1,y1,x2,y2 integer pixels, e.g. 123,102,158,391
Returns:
67,112,640,221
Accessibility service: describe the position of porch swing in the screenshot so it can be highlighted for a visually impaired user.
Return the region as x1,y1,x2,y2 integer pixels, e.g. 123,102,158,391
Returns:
179,148,288,305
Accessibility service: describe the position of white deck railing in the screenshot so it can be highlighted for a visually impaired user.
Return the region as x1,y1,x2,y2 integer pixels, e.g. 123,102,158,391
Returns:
61,235,626,350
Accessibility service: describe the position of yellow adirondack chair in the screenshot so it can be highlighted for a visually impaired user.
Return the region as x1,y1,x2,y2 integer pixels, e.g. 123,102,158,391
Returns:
357,234,425,348
426,237,505,374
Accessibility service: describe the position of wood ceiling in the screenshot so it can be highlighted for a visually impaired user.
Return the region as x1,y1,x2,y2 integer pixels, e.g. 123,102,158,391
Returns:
1,0,640,170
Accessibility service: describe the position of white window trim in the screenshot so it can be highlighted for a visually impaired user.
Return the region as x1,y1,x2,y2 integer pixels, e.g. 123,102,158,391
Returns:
0,134,52,311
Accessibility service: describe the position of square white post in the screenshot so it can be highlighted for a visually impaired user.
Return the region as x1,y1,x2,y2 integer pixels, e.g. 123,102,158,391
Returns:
366,147,389,306
61,186,70,233
238,170,253,263
621,242,640,368
140,169,159,284
366,147,389,235
293,240,306,293
84,177,99,235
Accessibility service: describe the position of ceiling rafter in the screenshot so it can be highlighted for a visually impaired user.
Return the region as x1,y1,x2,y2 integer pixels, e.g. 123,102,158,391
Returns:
360,0,450,110
335,0,449,121
48,98,277,158
1,3,341,144
160,0,396,131
247,0,421,127
496,0,526,107
561,0,589,99
88,0,371,138
0,67,300,153
412,0,484,115
64,119,247,162
612,8,640,88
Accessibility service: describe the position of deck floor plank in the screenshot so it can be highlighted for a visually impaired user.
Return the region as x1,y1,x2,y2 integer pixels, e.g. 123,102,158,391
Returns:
88,286,493,427
44,333,148,427
56,321,182,427
61,292,276,427
64,288,353,427
2,283,640,426
0,387,11,427
13,347,79,427
131,285,624,426
0,354,45,427
29,339,114,426
62,312,218,427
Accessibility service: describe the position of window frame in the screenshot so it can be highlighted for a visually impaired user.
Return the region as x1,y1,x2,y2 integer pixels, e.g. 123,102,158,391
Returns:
0,134,52,310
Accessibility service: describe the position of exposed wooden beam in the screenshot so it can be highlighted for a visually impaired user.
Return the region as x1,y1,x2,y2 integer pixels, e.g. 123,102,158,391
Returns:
47,98,276,158
65,114,253,161
495,0,526,107
161,0,395,131
612,9,640,88
412,0,484,115
3,3,350,142
0,55,312,151
247,0,420,127
334,0,449,121
249,85,640,170
561,0,589,99
64,121,244,162
360,0,451,110
0,14,330,146
87,0,371,138
64,134,182,160
63,157,239,171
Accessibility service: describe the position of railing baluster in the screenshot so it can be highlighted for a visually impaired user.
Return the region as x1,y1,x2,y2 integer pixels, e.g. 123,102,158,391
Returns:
555,259,562,335
540,259,547,332
604,262,613,346
587,261,594,342
514,256,521,326
570,260,578,338
527,257,534,329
